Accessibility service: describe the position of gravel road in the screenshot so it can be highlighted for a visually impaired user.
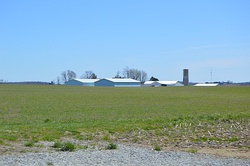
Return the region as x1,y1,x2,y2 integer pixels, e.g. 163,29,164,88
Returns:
0,144,249,166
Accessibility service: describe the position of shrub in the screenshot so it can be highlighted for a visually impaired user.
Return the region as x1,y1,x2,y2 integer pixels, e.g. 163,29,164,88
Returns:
187,148,198,153
154,144,161,151
44,118,51,123
0,140,4,145
47,162,54,166
24,141,34,147
53,141,63,148
61,142,76,152
107,142,117,150
53,141,76,152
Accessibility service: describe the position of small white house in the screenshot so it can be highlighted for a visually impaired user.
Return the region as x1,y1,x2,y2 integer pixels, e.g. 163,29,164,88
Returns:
65,79,100,86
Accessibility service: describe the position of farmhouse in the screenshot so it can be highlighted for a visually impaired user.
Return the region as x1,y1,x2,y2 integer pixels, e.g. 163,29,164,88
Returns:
144,81,184,87
95,78,141,87
65,79,99,86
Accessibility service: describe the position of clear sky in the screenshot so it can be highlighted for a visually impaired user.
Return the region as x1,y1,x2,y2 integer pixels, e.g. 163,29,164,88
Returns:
1,0,250,83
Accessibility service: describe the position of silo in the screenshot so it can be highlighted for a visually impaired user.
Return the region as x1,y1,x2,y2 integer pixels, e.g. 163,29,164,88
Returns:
183,69,189,86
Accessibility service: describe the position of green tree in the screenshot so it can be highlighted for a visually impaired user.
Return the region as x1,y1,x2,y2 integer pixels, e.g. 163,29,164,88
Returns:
149,76,159,81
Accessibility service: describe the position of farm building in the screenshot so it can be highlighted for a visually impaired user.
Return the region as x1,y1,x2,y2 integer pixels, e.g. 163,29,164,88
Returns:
158,81,184,86
65,79,99,86
144,81,184,87
144,81,161,87
95,78,141,87
194,83,219,86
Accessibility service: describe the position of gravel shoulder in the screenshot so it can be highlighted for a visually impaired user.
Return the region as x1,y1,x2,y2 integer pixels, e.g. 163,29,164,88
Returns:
0,142,250,166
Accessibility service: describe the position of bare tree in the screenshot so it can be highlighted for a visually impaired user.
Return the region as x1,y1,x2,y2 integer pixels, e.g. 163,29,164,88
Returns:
61,70,77,83
81,71,97,79
56,76,61,85
140,70,148,82
61,71,67,83
67,70,77,81
123,66,130,78
114,71,122,78
123,67,147,82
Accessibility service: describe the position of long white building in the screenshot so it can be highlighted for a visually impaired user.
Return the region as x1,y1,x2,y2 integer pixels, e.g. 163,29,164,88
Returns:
144,81,184,87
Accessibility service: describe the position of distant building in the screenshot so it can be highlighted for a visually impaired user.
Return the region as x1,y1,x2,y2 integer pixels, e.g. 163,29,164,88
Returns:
194,83,218,87
158,81,184,86
144,81,184,87
65,79,99,86
95,78,141,87
144,81,161,87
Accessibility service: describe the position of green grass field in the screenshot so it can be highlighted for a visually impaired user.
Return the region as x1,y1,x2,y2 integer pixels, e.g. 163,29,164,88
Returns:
0,85,249,149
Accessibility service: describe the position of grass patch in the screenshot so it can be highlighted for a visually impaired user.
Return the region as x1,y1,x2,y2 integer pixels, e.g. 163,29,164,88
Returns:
187,148,198,153
53,141,76,152
24,141,35,147
154,144,161,151
107,142,117,150
0,139,4,145
0,85,249,149
44,118,51,123
47,162,54,166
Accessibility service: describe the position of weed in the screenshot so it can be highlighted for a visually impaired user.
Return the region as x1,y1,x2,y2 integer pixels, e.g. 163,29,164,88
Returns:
109,130,115,134
20,150,27,153
53,141,76,152
102,134,111,141
44,118,51,123
61,142,76,151
187,148,198,153
82,145,88,150
2,135,18,141
228,137,240,142
107,142,117,150
84,134,93,141
47,162,54,166
154,144,161,151
0,139,4,145
24,141,34,147
53,141,63,149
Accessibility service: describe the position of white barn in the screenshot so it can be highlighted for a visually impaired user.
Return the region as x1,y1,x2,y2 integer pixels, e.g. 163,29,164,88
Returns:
158,81,184,86
144,81,161,87
194,83,219,86
144,81,184,87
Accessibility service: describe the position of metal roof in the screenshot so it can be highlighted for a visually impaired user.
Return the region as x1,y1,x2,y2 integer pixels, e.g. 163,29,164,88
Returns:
157,81,180,85
104,78,140,83
194,83,218,86
144,81,184,86
74,79,100,83
144,81,156,85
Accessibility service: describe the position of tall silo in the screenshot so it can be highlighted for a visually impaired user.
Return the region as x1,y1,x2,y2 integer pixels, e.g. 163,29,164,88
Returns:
183,69,189,86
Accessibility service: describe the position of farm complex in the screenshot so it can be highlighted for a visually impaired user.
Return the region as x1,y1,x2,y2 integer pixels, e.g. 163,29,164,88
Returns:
65,78,141,87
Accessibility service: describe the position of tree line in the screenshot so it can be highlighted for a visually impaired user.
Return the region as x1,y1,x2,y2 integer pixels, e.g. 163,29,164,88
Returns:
56,70,97,84
56,67,158,84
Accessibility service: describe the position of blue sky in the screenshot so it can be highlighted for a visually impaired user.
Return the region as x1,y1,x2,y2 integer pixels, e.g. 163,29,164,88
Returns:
1,0,250,83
